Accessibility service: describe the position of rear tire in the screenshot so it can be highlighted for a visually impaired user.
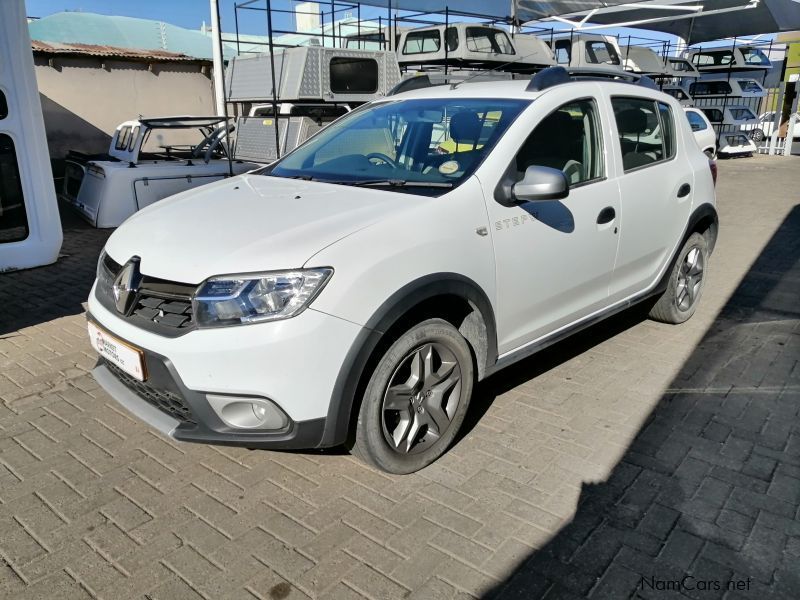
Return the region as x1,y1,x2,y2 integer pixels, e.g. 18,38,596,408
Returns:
649,232,709,324
350,319,474,474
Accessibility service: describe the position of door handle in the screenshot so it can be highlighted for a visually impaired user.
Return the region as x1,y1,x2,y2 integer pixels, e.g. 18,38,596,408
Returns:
597,206,616,224
677,183,691,198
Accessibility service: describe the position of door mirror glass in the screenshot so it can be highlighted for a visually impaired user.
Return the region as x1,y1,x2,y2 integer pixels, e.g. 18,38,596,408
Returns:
512,165,569,202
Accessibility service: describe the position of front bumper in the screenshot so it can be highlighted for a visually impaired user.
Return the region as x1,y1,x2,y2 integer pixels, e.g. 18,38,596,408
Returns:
87,284,364,449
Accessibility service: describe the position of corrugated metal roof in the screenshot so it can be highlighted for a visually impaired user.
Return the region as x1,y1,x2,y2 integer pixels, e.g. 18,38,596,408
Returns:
28,11,236,60
31,40,207,62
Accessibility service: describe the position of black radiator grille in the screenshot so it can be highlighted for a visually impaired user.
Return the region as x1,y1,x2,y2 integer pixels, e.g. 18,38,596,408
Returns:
98,254,197,335
105,361,196,425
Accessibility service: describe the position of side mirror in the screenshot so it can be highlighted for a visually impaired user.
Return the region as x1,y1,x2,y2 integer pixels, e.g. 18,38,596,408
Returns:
512,165,569,202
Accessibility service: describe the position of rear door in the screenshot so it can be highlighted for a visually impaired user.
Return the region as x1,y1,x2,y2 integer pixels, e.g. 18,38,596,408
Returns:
607,94,694,301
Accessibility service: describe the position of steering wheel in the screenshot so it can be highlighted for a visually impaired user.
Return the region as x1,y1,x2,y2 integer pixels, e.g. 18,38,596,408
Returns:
365,152,399,169
203,125,234,163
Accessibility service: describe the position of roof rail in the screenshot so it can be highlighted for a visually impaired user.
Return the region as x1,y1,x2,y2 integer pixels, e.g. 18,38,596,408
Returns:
526,66,659,92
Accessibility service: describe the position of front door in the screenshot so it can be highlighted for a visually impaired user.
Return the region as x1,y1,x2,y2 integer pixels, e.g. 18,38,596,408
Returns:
480,93,621,355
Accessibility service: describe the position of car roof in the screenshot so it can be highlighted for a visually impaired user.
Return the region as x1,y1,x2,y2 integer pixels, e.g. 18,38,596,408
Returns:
387,78,676,103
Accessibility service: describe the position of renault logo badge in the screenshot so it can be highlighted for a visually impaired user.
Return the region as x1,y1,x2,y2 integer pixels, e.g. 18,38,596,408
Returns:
113,257,142,315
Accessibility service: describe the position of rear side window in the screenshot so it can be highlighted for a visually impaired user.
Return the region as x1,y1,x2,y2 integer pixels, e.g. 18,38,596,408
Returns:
115,126,132,151
737,80,762,92
701,108,723,123
612,97,675,171
403,30,440,54
692,50,734,66
0,90,7,120
686,110,708,131
465,27,514,54
554,39,571,64
585,41,620,65
658,102,675,159
330,57,378,93
0,134,29,243
445,27,458,52
729,108,755,120
689,81,732,96
128,126,140,151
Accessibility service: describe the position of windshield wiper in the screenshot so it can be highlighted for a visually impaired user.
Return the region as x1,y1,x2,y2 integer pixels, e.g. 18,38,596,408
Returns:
325,179,454,189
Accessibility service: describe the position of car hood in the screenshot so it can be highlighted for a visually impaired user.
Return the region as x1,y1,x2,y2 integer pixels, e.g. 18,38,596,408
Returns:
104,174,423,283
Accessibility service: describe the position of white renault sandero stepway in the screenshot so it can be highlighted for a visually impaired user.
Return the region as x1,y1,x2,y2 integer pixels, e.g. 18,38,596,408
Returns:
88,67,718,474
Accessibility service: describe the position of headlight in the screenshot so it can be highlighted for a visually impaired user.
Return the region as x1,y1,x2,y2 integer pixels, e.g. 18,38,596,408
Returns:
192,268,332,327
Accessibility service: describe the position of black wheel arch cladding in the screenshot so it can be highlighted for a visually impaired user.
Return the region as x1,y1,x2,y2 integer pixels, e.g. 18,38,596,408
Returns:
320,273,497,448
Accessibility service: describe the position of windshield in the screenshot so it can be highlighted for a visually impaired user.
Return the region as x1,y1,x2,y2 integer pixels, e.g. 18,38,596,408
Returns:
266,98,529,192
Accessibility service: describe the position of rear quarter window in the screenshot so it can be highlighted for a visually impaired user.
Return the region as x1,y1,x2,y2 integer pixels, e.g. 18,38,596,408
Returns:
330,57,378,93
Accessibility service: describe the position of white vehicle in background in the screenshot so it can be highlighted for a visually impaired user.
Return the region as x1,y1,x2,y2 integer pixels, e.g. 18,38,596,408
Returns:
689,77,766,98
718,132,757,157
61,116,258,228
665,57,701,79
684,107,716,157
699,105,764,141
621,45,669,76
662,86,693,106
687,45,772,73
546,33,625,72
754,111,800,139
395,23,555,71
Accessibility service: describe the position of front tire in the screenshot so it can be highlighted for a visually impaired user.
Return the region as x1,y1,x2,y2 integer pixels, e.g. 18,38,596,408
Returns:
749,128,765,143
351,319,474,474
649,232,709,324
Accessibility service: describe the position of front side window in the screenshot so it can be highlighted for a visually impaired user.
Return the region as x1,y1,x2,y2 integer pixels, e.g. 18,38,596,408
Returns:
686,110,708,131
612,97,675,171
742,48,770,66
267,98,529,194
465,27,514,54
403,30,441,54
585,41,620,65
115,126,132,151
554,39,571,64
330,57,378,93
514,99,604,186
0,134,28,243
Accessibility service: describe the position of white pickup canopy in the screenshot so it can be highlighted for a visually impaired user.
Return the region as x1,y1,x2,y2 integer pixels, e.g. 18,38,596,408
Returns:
352,0,652,22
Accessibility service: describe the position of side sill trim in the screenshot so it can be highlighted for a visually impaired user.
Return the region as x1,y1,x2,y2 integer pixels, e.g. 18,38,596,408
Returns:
486,288,655,377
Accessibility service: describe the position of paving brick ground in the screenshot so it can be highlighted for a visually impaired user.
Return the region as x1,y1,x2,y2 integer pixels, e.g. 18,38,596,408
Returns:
1,156,798,600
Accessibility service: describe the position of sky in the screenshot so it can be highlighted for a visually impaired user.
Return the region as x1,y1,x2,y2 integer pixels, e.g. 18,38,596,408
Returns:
25,0,684,47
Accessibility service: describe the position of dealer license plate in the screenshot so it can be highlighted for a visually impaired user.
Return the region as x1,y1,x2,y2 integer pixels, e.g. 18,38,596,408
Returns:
88,322,147,381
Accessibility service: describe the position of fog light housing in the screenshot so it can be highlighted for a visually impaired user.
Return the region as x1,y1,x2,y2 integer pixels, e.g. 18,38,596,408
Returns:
206,395,289,430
